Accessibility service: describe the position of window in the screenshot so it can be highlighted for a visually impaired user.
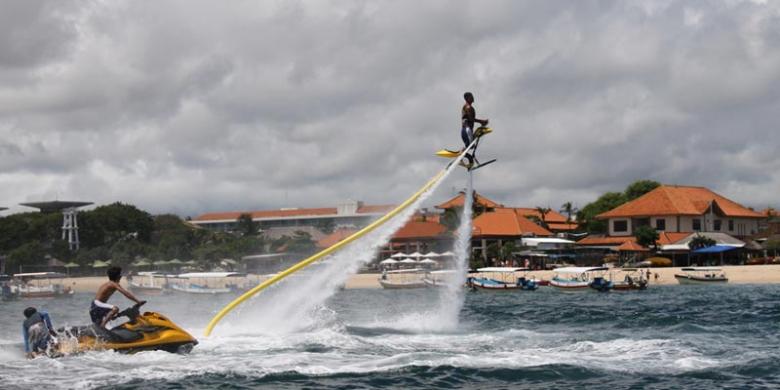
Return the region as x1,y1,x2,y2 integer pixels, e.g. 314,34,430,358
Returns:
728,220,734,231
692,218,702,231
613,220,628,232
713,219,721,231
655,218,666,231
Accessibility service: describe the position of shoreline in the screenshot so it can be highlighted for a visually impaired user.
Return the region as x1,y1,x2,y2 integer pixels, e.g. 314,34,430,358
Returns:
47,264,780,292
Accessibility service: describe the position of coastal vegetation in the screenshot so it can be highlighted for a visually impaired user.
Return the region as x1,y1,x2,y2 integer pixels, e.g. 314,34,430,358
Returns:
577,180,661,233
0,203,315,274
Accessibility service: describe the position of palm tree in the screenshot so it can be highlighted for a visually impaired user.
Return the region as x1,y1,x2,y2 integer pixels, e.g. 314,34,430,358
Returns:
535,207,552,229
559,202,578,223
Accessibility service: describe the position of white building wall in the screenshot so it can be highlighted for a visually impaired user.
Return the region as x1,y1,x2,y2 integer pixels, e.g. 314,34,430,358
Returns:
609,218,632,236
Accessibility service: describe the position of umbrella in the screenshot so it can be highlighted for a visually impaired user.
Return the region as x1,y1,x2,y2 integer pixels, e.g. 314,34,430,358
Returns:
400,258,418,264
153,260,169,266
408,252,424,258
390,253,407,259
133,259,151,267
440,251,455,257
380,258,398,265
423,251,441,258
92,260,110,268
184,260,198,265
63,262,80,268
168,259,184,265
420,258,438,264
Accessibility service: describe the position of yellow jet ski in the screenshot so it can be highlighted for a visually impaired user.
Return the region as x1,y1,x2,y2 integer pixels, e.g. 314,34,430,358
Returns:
55,302,197,355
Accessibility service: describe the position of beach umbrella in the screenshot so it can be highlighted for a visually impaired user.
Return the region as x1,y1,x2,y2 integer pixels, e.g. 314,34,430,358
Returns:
423,251,441,258
440,251,455,257
390,253,407,259
408,252,424,258
153,260,169,267
168,259,184,265
380,258,398,264
133,259,151,267
184,260,198,265
92,260,110,268
63,262,80,268
400,258,418,264
420,258,438,264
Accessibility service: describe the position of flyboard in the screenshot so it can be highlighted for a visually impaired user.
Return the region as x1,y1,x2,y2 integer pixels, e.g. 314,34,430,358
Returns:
435,126,496,171
204,130,493,336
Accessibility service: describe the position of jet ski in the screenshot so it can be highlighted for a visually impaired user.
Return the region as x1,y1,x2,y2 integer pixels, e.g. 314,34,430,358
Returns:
55,302,197,355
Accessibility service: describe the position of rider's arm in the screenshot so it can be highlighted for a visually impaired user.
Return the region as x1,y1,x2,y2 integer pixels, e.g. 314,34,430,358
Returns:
41,311,57,336
114,282,143,304
22,324,30,353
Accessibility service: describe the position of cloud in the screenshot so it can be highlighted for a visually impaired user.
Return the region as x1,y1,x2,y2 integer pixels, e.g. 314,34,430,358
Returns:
1,0,779,217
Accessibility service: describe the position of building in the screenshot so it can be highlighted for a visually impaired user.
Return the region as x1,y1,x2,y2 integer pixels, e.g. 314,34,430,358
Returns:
596,185,763,238
191,200,394,233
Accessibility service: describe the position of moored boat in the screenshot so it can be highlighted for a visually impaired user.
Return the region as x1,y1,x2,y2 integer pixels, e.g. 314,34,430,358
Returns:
611,268,648,291
467,267,538,291
12,272,74,298
378,268,427,289
549,267,611,291
422,270,459,288
170,272,248,294
674,267,728,285
128,272,170,294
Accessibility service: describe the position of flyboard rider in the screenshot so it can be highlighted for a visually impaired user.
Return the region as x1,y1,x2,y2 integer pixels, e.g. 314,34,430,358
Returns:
461,92,489,167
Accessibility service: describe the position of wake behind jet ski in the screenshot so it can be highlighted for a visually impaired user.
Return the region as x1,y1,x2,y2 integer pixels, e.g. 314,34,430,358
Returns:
55,301,197,356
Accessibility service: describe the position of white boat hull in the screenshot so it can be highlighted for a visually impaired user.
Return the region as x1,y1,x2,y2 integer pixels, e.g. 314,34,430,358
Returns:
378,279,427,289
171,284,233,294
549,279,590,290
674,275,728,285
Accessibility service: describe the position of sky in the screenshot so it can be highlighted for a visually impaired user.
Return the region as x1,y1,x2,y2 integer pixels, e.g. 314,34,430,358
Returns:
1,0,779,217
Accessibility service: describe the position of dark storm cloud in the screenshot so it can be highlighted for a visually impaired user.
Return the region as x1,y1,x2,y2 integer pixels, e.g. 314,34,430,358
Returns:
1,0,778,216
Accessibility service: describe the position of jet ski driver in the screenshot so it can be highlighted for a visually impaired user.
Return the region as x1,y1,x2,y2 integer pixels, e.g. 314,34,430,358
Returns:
91,266,145,328
460,92,489,168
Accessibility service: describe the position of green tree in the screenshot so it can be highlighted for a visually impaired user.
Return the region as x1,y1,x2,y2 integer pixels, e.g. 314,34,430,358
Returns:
559,202,578,223
6,241,47,273
534,207,552,229
577,192,627,233
499,241,518,262
634,226,659,251
688,234,716,250
624,180,661,201
440,208,461,232
236,213,258,236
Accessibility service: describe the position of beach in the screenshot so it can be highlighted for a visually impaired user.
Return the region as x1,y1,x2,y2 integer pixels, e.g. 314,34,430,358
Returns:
59,264,780,292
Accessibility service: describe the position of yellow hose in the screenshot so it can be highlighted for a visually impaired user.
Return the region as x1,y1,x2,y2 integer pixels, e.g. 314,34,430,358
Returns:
204,168,448,336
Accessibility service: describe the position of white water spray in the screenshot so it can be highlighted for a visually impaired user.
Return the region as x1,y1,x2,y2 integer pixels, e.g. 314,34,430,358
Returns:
228,157,470,335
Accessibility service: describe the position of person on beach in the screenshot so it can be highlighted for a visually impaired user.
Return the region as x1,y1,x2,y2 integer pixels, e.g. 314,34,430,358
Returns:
461,92,489,167
90,266,145,328
22,307,58,358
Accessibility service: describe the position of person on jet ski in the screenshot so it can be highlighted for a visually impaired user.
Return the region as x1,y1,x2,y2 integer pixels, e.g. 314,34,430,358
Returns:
22,307,58,358
91,266,145,328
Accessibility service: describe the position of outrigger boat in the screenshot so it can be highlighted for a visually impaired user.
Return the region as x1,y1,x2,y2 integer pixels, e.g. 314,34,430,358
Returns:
128,271,170,295
549,267,612,291
55,302,197,356
12,272,74,298
467,267,538,291
170,272,248,294
378,268,428,289
674,267,728,285
611,268,648,291
422,270,459,288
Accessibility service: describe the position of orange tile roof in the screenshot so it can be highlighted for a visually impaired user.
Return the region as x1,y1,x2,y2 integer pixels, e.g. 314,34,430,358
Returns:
317,228,358,249
194,204,391,222
657,232,690,245
472,208,552,237
514,208,569,223
436,192,502,209
617,241,649,252
545,222,579,231
392,220,448,240
576,236,634,246
596,185,764,219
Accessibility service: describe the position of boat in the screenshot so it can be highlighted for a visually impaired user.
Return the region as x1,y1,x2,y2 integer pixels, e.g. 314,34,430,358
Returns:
611,268,648,291
128,272,170,294
170,272,248,294
422,270,459,288
54,302,197,356
12,272,74,298
378,268,428,289
467,267,538,291
674,267,729,285
549,267,611,291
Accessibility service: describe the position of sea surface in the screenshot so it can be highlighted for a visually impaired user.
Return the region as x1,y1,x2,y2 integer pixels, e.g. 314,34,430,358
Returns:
1,284,779,389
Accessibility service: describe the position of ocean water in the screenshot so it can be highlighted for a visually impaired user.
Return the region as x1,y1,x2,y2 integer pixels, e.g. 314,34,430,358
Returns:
1,285,780,389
